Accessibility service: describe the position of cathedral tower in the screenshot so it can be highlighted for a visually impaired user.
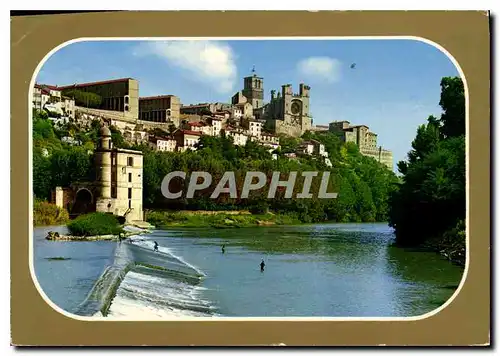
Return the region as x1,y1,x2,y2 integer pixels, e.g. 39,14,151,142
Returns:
241,66,264,109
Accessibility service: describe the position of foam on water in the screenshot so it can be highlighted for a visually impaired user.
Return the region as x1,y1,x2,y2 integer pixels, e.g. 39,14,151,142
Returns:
102,236,214,318
107,270,214,319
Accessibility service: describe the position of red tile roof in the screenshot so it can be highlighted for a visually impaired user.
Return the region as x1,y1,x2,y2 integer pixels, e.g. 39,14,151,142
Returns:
188,122,204,127
176,130,202,136
58,78,134,90
149,135,175,143
35,83,61,91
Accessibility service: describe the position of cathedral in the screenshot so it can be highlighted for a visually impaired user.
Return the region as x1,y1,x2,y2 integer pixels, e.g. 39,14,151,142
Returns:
231,68,313,137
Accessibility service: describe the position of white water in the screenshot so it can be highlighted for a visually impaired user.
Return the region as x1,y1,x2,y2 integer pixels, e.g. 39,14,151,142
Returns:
106,236,214,319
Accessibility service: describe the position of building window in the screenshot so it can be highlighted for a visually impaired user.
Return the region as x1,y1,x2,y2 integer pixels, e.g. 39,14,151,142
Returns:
125,96,129,104
128,173,132,182
125,105,129,112
129,200,132,209
127,157,134,166
128,188,132,199
111,186,117,198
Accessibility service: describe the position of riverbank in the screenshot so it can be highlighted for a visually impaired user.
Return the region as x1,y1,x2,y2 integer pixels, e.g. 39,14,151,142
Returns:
145,210,303,229
45,225,152,241
34,222,464,318
422,221,466,267
392,221,466,268
33,200,69,227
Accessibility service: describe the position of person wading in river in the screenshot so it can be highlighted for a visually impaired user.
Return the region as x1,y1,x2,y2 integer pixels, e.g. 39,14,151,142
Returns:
260,259,266,272
153,241,159,252
221,244,226,254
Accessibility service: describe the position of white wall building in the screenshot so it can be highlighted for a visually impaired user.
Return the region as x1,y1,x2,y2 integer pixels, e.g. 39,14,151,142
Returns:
248,120,263,138
149,137,177,152
226,129,249,146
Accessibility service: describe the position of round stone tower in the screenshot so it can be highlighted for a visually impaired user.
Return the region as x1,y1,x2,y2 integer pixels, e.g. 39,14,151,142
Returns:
97,125,112,200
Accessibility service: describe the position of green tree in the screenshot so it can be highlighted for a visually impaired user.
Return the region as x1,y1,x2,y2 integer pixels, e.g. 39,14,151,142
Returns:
33,147,52,199
438,76,465,138
388,76,465,248
63,89,103,108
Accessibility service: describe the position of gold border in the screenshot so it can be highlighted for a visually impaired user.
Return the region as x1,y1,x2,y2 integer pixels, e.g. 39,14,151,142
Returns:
11,11,490,346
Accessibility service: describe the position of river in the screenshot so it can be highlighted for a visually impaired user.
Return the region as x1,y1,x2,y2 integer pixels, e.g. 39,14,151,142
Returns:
33,223,464,318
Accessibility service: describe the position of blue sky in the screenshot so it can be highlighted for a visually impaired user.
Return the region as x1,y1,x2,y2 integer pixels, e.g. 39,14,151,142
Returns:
36,39,460,170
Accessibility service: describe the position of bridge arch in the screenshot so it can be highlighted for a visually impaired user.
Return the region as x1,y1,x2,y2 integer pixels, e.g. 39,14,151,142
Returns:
71,188,96,215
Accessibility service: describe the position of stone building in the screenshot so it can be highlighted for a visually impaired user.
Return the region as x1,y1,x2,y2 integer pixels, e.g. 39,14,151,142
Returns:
235,102,253,119
231,68,264,110
297,139,332,167
241,118,263,138
206,117,223,137
149,136,177,152
94,126,144,222
262,83,313,137
225,128,249,146
138,94,181,126
329,120,393,169
52,126,144,223
310,124,329,132
173,129,202,151
180,102,232,116
33,84,60,108
229,70,312,137
298,139,327,157
32,83,76,118
58,78,139,121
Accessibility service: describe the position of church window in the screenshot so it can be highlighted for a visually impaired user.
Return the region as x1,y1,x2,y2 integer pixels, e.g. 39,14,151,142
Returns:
127,157,134,166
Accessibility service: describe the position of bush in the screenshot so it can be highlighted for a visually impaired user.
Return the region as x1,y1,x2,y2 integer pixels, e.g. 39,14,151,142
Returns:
63,89,102,108
33,199,69,226
67,212,123,236
249,202,269,214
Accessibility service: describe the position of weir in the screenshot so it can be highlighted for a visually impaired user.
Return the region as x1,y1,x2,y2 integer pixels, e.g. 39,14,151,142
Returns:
73,239,204,317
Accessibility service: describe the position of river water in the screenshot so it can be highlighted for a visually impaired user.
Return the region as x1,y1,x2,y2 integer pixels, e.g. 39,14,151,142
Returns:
33,223,464,318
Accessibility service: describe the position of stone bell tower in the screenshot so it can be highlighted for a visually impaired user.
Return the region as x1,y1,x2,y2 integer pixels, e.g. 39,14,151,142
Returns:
241,66,264,110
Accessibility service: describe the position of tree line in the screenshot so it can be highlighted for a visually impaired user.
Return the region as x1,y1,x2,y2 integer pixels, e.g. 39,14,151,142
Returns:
32,75,466,260
387,76,466,253
32,110,399,224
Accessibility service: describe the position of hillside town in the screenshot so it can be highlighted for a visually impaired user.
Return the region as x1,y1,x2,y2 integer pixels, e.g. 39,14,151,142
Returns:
32,70,393,169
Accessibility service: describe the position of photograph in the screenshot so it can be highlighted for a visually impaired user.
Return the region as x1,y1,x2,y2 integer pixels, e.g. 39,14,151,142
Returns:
31,38,466,320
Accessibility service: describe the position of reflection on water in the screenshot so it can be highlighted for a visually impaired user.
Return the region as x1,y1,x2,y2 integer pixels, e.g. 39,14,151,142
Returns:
33,223,464,318
151,223,463,317
33,225,116,313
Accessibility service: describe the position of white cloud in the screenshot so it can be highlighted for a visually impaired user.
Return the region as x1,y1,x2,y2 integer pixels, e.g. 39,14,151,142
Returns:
297,57,342,83
133,40,237,94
